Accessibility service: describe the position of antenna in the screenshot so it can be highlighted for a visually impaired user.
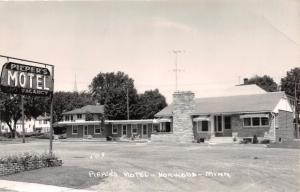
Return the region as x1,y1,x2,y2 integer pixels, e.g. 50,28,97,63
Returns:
172,50,185,91
74,73,78,92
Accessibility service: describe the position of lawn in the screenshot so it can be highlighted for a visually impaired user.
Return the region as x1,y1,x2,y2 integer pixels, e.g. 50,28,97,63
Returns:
0,141,299,192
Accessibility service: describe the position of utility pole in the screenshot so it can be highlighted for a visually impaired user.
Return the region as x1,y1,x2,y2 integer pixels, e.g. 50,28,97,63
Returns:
126,87,129,120
172,50,184,92
21,96,25,143
295,78,299,138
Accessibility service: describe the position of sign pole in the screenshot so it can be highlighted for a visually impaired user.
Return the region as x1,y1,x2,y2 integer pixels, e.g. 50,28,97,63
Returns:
21,95,25,143
49,65,54,155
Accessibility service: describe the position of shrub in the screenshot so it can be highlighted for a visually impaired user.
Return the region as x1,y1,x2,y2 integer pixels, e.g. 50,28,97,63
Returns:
260,139,270,144
0,152,58,164
253,135,258,144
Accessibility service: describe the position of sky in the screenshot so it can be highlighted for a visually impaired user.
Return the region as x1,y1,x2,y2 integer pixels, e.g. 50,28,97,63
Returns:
0,0,299,103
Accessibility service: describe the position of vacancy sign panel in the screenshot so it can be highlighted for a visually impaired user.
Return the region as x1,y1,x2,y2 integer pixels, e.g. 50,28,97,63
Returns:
0,62,53,96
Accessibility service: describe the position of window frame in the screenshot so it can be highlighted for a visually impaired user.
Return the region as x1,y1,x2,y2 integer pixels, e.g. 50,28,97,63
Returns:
197,120,209,133
112,124,118,134
132,124,138,134
243,117,270,127
77,114,82,119
72,125,78,135
94,125,101,135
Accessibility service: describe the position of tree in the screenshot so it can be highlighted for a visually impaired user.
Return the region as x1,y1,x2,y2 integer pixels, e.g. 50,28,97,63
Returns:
281,67,300,138
245,75,278,92
0,94,22,138
281,68,300,115
53,91,94,122
89,71,139,120
133,89,167,119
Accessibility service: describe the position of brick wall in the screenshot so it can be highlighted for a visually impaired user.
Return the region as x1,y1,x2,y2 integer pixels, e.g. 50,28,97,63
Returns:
172,91,195,142
276,110,294,142
231,115,272,138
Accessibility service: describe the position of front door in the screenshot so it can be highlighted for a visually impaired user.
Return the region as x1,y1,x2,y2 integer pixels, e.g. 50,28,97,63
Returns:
223,116,232,136
83,126,88,136
142,124,148,138
214,115,223,136
122,125,127,137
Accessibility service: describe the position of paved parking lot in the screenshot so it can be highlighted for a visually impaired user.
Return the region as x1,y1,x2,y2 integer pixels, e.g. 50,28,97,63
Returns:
0,140,299,192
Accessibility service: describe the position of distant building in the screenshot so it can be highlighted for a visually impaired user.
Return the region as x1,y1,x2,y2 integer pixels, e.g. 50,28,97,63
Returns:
35,115,51,133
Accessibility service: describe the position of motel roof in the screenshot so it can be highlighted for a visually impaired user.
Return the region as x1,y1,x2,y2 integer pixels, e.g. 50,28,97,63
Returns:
62,105,104,115
155,91,287,117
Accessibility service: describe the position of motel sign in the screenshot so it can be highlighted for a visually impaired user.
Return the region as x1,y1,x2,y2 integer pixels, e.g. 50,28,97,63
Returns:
0,62,53,96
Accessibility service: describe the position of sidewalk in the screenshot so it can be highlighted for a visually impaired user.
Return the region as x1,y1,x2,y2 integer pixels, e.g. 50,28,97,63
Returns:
0,180,93,192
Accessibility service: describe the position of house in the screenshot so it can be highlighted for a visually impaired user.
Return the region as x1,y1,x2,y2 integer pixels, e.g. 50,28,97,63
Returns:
154,85,294,143
35,115,51,133
15,118,35,133
58,105,155,139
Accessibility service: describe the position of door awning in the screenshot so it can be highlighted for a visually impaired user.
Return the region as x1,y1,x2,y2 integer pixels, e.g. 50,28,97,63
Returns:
193,116,210,122
240,114,269,118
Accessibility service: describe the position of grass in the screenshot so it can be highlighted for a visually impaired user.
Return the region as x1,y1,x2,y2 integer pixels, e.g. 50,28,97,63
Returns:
0,141,299,192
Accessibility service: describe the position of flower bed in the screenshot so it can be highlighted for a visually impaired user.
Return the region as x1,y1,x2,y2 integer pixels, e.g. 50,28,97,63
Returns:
0,152,62,176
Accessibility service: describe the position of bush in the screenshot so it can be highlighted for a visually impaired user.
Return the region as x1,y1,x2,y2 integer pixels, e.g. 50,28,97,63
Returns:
260,139,270,144
0,152,58,164
106,136,112,141
253,135,258,144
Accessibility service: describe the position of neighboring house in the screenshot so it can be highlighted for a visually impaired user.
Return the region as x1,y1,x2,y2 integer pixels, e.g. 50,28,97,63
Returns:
58,104,155,139
15,118,35,133
154,85,294,143
35,115,51,133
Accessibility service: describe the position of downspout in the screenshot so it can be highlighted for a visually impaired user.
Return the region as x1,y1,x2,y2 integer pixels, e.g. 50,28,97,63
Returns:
271,112,276,142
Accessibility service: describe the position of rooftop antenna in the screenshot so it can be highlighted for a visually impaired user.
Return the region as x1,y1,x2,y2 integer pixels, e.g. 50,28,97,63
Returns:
172,50,185,92
74,73,78,92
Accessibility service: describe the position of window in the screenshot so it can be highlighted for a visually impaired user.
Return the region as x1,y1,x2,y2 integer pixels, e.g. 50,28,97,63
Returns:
261,117,269,126
132,124,137,134
43,120,48,124
252,117,260,126
72,126,78,134
197,121,209,132
243,118,251,126
77,114,82,119
112,124,118,134
94,125,101,134
143,125,147,135
70,115,74,121
243,116,270,127
224,116,231,129
122,125,127,136
65,115,69,121
39,120,42,124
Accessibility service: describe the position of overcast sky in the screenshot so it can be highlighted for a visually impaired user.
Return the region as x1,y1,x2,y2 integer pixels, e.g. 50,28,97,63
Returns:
0,0,299,103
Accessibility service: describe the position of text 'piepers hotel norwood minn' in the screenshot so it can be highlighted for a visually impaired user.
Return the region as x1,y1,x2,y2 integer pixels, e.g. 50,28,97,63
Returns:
55,82,296,143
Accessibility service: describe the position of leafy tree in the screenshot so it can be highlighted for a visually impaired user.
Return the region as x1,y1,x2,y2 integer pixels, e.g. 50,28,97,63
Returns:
245,75,278,92
133,89,167,119
89,71,138,120
85,112,94,121
0,94,22,138
281,67,300,115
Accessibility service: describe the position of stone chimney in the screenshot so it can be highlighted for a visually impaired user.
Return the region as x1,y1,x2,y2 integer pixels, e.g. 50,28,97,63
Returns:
243,78,249,85
172,91,195,142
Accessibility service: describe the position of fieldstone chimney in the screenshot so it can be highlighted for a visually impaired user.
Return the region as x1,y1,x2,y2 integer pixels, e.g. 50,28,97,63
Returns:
172,91,195,142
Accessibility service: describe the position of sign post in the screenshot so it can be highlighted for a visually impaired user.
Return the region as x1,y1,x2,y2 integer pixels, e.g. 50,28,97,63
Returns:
0,55,54,153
